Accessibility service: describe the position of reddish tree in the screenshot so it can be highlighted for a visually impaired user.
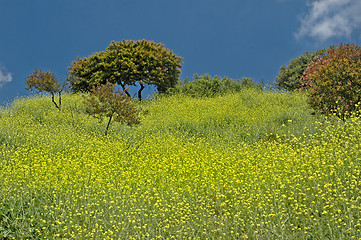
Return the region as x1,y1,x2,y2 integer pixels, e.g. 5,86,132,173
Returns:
300,43,361,120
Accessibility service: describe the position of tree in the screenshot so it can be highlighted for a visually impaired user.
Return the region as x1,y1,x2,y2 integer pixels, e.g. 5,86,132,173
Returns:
276,49,327,91
300,43,361,120
25,69,63,110
68,39,183,100
83,82,142,135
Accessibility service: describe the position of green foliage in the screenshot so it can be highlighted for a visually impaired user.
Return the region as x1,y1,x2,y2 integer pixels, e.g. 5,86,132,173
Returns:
25,69,62,110
68,39,183,100
167,73,263,98
83,82,142,135
276,49,327,91
301,43,361,120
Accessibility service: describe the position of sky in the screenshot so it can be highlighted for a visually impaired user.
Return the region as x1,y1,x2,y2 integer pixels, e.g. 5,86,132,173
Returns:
1,0,361,105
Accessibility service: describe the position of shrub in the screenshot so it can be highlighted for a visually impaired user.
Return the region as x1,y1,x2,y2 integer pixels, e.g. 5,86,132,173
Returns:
167,74,262,98
300,43,361,120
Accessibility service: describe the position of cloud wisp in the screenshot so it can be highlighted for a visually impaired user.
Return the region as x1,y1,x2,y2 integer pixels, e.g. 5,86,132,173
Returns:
295,0,361,42
0,68,13,88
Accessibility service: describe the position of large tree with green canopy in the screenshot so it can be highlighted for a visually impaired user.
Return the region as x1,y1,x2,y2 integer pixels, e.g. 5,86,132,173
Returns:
68,39,183,100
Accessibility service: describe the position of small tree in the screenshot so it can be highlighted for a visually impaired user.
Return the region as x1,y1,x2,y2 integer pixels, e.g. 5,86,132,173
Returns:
25,69,62,110
84,82,142,135
301,43,361,120
276,49,327,91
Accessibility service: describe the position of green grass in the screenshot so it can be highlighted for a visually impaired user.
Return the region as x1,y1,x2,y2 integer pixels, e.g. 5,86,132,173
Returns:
0,90,360,239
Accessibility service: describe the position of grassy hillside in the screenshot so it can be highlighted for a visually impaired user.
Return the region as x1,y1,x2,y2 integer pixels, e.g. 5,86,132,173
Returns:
0,90,360,239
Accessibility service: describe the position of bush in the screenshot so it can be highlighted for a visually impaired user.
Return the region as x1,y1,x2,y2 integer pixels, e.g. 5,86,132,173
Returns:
301,43,361,120
167,73,262,98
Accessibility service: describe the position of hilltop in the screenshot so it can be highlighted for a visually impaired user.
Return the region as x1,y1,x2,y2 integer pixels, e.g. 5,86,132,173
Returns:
0,90,360,239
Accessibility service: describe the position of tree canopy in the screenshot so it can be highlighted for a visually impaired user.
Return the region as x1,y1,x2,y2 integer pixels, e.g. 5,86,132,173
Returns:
68,39,183,100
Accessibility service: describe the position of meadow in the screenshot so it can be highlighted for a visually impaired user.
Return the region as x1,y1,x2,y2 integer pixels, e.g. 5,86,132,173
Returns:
0,89,360,239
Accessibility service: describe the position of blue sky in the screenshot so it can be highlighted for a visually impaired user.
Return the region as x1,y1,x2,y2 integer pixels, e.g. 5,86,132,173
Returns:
1,0,361,104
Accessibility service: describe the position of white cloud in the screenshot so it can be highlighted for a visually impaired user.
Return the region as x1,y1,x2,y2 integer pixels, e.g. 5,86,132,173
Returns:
0,68,13,88
295,0,361,41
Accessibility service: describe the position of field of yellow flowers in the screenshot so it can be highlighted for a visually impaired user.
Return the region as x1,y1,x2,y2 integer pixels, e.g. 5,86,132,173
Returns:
0,89,360,239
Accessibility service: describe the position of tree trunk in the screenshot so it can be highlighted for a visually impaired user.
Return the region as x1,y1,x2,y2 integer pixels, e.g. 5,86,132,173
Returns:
51,92,61,110
58,91,62,111
138,83,144,101
105,114,113,136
